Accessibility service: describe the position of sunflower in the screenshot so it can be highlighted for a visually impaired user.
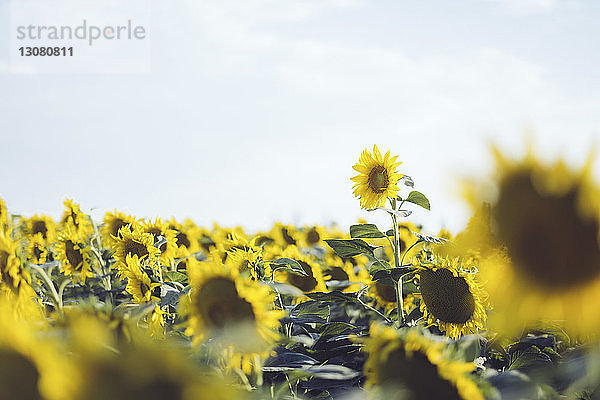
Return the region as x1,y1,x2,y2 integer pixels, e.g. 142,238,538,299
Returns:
0,293,78,400
351,145,403,210
167,219,201,255
361,324,484,400
25,214,57,243
415,255,488,339
60,199,93,237
111,225,159,272
67,313,241,400
297,225,328,248
120,255,161,304
0,197,7,230
55,227,95,284
473,149,600,337
268,222,300,248
368,280,401,315
323,253,369,292
101,211,137,248
141,218,178,266
184,260,283,374
0,229,33,295
273,245,327,295
26,233,48,264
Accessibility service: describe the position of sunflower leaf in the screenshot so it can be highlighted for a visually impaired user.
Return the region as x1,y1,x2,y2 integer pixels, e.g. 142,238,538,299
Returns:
271,258,309,277
404,190,430,210
349,224,385,239
368,260,392,275
163,271,189,285
291,300,331,319
324,239,378,257
301,364,361,380
412,231,450,245
372,267,415,285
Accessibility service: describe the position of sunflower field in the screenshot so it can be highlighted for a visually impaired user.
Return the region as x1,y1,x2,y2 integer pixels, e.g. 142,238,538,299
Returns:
1,144,600,400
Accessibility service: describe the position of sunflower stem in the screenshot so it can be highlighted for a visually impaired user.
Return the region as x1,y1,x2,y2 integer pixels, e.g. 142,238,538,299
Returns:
30,263,62,311
389,198,405,325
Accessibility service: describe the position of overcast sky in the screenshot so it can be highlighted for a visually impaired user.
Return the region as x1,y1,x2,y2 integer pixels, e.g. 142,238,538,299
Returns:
0,0,599,235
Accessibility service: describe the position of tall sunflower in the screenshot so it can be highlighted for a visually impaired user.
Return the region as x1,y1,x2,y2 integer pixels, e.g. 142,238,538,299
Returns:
415,255,488,339
184,260,283,374
474,149,600,337
361,324,484,400
55,227,95,284
351,145,403,210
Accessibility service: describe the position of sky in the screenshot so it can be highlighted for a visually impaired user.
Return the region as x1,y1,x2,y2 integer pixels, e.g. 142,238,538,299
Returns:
0,0,599,236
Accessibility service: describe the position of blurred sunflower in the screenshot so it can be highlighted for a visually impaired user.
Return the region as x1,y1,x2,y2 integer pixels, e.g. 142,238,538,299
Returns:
368,280,400,315
0,294,78,400
361,324,484,400
67,313,241,400
141,218,178,266
273,246,327,295
0,229,33,295
351,145,403,210
167,219,200,255
268,222,300,248
121,255,160,304
101,211,137,248
323,253,369,292
60,199,93,237
475,149,600,337
0,197,7,230
184,260,283,374
298,225,327,248
416,256,487,339
25,214,56,243
112,225,159,272
26,233,48,264
55,227,95,284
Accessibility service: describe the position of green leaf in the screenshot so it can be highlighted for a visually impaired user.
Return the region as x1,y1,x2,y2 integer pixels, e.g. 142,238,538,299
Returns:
368,260,392,275
405,190,431,210
271,258,308,277
291,300,331,319
400,175,414,187
372,267,416,285
164,271,189,285
306,291,362,305
319,322,356,337
349,224,385,239
412,231,449,245
324,239,378,257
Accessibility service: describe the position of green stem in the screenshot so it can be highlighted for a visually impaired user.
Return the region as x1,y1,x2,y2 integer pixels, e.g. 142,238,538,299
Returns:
31,264,62,310
400,240,424,267
389,198,404,325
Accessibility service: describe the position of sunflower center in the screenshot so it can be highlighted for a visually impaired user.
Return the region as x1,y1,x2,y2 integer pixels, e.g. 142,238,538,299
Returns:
379,347,462,399
306,228,320,245
419,269,475,324
368,165,390,193
33,246,44,263
281,228,296,245
0,251,8,272
375,282,397,303
196,277,255,330
494,173,600,289
328,267,349,282
287,261,318,292
31,220,48,239
123,239,149,260
0,350,41,400
175,232,190,248
146,228,168,252
110,218,127,238
65,240,84,270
